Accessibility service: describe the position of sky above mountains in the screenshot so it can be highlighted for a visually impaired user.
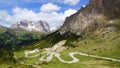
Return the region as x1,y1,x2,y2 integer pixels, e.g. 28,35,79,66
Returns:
0,0,89,30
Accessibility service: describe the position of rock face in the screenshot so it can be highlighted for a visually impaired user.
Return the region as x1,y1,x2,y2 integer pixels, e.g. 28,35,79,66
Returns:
35,21,50,32
59,0,120,35
11,20,50,32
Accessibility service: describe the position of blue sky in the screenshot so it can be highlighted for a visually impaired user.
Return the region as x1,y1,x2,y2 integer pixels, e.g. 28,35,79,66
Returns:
0,0,89,30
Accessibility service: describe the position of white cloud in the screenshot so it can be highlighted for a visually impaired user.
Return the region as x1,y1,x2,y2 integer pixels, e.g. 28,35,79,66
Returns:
64,9,77,17
82,5,86,8
40,3,61,13
12,7,39,22
0,11,13,27
63,0,80,5
0,7,77,30
0,10,11,22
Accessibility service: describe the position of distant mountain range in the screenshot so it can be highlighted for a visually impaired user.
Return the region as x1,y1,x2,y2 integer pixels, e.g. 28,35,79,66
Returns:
11,19,50,32
0,23,48,48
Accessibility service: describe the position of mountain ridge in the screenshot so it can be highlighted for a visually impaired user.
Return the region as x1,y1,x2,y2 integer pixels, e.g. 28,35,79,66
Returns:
59,0,120,35
11,19,50,32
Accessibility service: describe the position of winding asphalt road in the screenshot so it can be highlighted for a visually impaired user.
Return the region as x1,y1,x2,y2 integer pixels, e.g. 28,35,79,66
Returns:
39,52,120,64
25,40,120,64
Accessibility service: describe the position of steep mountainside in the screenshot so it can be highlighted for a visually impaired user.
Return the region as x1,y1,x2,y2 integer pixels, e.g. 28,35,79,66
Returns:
59,0,120,35
0,25,7,33
11,19,50,32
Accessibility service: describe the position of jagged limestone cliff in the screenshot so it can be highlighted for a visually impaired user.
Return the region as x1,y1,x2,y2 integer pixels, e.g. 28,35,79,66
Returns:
59,0,120,35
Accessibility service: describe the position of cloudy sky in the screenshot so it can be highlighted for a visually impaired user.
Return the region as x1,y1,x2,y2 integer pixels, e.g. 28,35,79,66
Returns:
0,0,89,30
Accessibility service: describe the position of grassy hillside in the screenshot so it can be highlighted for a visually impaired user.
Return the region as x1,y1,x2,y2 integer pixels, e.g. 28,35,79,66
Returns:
0,25,7,33
0,27,47,48
21,31,80,50
0,26,48,67
8,29,120,68
0,31,120,68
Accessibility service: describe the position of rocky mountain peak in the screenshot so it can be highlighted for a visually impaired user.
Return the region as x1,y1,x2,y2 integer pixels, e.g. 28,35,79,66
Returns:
19,19,28,27
59,0,120,35
35,20,50,32
11,20,50,32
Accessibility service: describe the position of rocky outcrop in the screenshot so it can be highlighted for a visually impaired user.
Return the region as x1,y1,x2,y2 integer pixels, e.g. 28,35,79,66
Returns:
59,0,120,35
35,21,50,32
11,20,50,32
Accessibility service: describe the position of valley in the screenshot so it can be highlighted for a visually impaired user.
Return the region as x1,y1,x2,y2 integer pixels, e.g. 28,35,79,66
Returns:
12,32,120,68
0,0,120,68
